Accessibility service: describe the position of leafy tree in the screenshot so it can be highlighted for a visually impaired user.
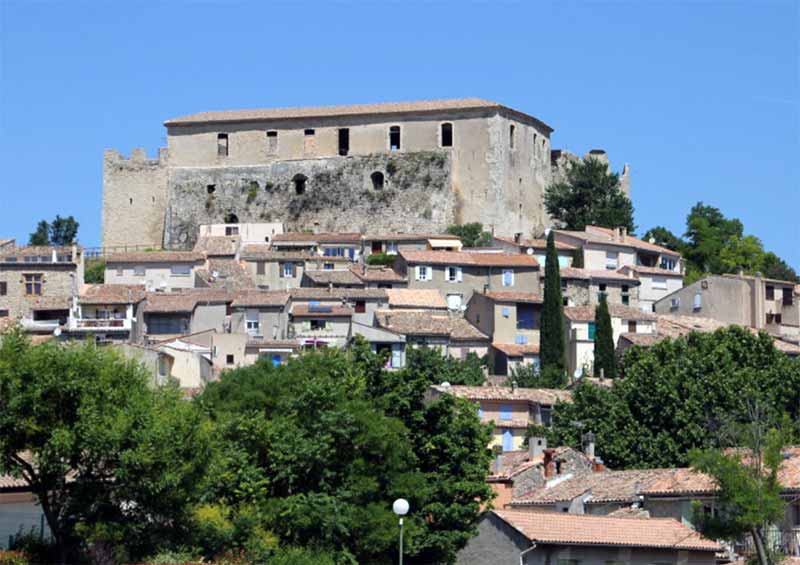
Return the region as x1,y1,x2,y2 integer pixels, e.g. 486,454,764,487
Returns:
365,253,397,267
544,157,635,233
0,328,211,563
446,222,492,248
549,326,800,469
84,259,105,284
691,415,790,565
510,363,566,389
758,251,799,283
642,226,684,253
27,216,80,246
593,295,616,379
539,231,566,376
571,246,584,269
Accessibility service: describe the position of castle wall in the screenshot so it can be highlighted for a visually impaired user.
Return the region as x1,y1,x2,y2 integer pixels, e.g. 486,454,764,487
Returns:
102,149,169,249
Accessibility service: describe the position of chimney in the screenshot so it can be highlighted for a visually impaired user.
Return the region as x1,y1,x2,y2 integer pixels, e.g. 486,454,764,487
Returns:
543,448,556,478
529,437,547,460
582,431,596,460
592,457,606,472
621,227,627,240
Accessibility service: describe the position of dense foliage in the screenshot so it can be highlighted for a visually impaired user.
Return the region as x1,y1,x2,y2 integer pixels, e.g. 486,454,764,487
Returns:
544,157,635,233
643,202,798,283
548,326,800,469
539,232,566,376
28,215,79,246
365,253,397,267
445,222,492,248
84,259,105,284
592,295,616,379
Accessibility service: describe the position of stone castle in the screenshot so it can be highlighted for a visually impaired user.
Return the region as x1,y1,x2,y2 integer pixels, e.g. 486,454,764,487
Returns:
102,98,629,250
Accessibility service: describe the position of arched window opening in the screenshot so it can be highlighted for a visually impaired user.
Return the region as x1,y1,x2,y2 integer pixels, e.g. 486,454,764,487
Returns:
207,184,216,194
224,213,239,224
389,126,401,151
293,174,307,195
441,123,453,147
371,171,385,190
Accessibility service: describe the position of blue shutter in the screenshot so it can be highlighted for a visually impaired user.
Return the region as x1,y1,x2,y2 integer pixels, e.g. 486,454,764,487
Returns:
477,406,484,419
588,322,596,341
499,404,512,420
272,354,281,367
502,429,514,452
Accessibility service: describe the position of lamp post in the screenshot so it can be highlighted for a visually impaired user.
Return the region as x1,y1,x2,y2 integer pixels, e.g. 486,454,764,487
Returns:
393,498,409,565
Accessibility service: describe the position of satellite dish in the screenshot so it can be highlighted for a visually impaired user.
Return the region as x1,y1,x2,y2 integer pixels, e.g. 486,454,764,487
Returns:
526,247,534,255
53,328,62,337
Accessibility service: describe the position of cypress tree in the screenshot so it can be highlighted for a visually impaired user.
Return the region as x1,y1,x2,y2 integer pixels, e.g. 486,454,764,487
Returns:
593,293,616,379
572,246,584,269
539,231,566,374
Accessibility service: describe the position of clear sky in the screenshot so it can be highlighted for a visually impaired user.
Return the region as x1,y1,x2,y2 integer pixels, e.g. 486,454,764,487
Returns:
1,1,797,267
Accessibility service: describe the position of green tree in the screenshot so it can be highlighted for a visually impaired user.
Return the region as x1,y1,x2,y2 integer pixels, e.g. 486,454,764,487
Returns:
593,295,616,379
571,246,584,269
539,231,566,376
758,251,799,283
28,216,80,246
445,223,492,248
549,326,800,469
0,328,210,563
29,220,50,245
84,259,105,284
544,157,635,232
691,417,789,565
510,363,566,389
642,226,684,253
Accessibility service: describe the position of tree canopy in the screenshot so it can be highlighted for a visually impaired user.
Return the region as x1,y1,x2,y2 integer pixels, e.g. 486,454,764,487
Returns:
548,326,800,469
592,294,616,379
544,157,635,233
539,231,566,378
28,215,80,246
445,223,492,248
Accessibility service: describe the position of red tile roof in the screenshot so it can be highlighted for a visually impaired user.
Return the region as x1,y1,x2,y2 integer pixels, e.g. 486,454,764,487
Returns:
79,284,146,305
557,267,639,283
493,342,540,357
401,250,539,268
303,269,363,286
350,265,406,282
430,384,571,405
386,288,447,309
494,235,577,251
231,290,289,308
272,232,362,244
106,251,204,263
564,304,657,322
291,304,353,317
556,226,680,257
365,233,461,242
375,310,488,341
483,291,543,303
492,510,721,551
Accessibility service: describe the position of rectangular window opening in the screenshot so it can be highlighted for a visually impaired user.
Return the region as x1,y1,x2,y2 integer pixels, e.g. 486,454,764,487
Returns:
338,128,350,156
217,133,229,157
389,126,401,151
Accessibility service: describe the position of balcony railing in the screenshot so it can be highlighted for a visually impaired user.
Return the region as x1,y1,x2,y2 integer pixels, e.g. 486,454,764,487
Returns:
68,317,131,330
736,528,800,558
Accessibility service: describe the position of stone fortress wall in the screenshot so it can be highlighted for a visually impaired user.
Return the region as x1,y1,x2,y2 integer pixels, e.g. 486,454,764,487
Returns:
102,100,629,250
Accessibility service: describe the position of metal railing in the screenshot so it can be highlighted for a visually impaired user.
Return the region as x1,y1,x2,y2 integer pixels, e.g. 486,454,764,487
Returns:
83,244,163,259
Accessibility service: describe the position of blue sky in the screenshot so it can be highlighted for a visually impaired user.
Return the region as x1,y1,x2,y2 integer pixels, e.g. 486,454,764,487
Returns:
1,1,797,267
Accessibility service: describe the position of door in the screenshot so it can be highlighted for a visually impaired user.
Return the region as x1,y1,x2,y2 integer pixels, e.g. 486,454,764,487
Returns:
502,429,514,452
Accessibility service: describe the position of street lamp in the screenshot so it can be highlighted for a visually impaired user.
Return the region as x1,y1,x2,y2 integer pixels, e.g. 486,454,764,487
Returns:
393,498,409,565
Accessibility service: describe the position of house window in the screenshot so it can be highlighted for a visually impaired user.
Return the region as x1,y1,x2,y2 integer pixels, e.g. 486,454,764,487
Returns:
652,278,668,290
447,293,462,310
256,261,265,275
246,310,260,336
0,310,8,318
621,284,630,305
389,126,401,151
605,251,618,269
416,265,431,281
371,171,385,190
598,283,607,301
338,128,349,156
323,262,334,270
540,406,552,426
766,285,775,300
386,242,398,255
24,274,42,295
502,429,514,452
628,320,637,333
509,124,515,149
293,174,307,195
266,130,278,153
304,128,315,136
217,133,229,157
226,354,234,365
170,264,191,276
354,300,366,314
441,122,453,147
225,226,239,236
310,319,327,330
502,269,514,287
517,304,536,330
588,322,596,341
133,266,146,276
446,266,461,282
0,281,5,295
660,257,676,270
782,287,793,306
499,405,513,420
281,263,295,278
775,313,783,324
693,292,702,310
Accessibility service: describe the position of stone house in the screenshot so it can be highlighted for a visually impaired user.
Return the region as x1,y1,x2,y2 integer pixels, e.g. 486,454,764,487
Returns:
654,273,800,340
290,287,389,326
240,246,309,290
363,233,462,257
139,289,233,343
301,268,364,288
426,384,572,452
289,303,352,349
617,265,683,312
228,290,290,340
493,234,576,269
350,320,407,369
563,304,656,379
456,509,721,565
348,265,407,289
0,244,84,331
67,284,146,343
209,332,300,372
396,250,540,310
556,267,641,309
104,251,205,291
465,291,543,375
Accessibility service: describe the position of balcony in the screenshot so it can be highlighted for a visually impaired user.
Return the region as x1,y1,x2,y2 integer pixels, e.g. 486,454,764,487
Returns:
68,316,132,331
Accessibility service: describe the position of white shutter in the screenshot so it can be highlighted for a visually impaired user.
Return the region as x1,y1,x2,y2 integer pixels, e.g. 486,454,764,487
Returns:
456,267,463,282
415,266,421,281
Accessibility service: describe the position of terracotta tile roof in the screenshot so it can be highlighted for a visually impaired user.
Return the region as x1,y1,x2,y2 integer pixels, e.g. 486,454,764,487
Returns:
231,290,289,308
386,288,447,309
401,250,539,268
303,269,363,286
618,332,663,347
557,267,639,283
350,265,406,282
493,342,540,357
0,245,78,260
564,304,657,322
291,304,353,317
365,233,461,242
196,259,254,289
618,265,683,277
0,472,29,490
272,232,362,244
143,289,233,313
240,245,314,261
165,98,553,132
494,235,576,251
106,251,204,264
79,284,146,305
246,338,300,349
375,310,488,341
493,510,721,551
556,226,680,257
513,469,676,505
290,287,387,300
489,447,589,480
483,291,543,303
193,236,240,256
430,384,571,405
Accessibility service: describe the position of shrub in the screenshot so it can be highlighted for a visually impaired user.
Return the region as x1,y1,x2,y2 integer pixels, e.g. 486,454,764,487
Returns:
0,551,30,565
366,253,396,267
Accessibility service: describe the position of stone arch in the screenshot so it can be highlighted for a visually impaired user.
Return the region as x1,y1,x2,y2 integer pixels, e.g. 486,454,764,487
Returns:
293,174,307,195
371,171,385,190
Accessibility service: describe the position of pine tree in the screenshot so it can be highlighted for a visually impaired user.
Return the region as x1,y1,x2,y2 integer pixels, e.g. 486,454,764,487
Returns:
539,231,565,375
593,294,616,379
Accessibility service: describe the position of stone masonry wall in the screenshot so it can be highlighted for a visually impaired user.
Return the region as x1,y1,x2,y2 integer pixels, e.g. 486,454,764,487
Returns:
164,151,453,249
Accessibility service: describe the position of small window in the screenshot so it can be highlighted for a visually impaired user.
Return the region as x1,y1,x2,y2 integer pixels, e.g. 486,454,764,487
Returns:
499,405,513,420
389,126,401,151
134,265,146,276
304,129,315,136
652,278,668,290
509,124,515,149
24,274,42,296
775,313,783,324
323,262,334,270
416,265,431,281
282,263,295,278
371,171,385,190
217,133,229,157
338,128,349,156
226,354,234,365
605,251,619,269
293,174,307,195
355,300,366,314
446,266,461,282
171,264,192,276
310,319,327,330
441,123,453,147
693,292,702,310
783,287,793,306
266,130,278,153
502,269,514,287
0,309,8,318
766,285,775,300
256,261,265,275
621,284,630,306
0,281,6,295
206,184,216,194
225,226,239,236
628,320,637,333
